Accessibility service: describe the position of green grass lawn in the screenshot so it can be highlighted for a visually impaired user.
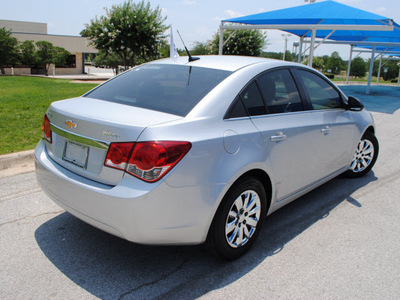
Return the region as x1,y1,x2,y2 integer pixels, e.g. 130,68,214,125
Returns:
0,76,98,155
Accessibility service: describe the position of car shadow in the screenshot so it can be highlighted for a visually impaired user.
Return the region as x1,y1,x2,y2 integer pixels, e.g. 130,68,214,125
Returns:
35,172,377,299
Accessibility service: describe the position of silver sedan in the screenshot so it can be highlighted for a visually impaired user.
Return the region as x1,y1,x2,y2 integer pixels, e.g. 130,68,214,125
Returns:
35,55,378,259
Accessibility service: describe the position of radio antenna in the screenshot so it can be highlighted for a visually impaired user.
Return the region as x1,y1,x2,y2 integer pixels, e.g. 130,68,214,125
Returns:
177,30,200,62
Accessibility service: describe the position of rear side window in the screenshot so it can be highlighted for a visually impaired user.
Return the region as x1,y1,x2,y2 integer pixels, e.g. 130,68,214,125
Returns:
257,69,303,114
85,64,232,116
226,96,248,118
297,69,343,110
239,81,267,116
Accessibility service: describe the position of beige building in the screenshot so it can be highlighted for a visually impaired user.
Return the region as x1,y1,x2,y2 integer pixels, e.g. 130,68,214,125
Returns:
1,19,97,75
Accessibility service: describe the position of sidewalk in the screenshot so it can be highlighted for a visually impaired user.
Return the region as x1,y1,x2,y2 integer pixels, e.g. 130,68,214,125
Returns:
23,66,116,82
25,73,113,82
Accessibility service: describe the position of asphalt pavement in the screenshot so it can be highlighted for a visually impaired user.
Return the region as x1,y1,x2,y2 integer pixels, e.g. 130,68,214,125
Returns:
0,85,400,299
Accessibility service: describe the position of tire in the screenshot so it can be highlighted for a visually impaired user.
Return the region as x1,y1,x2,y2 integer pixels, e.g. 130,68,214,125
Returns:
206,177,267,260
343,131,379,178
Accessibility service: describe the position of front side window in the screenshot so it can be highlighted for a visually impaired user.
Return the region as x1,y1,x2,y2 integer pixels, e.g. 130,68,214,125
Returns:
297,69,343,110
85,64,232,116
257,69,303,114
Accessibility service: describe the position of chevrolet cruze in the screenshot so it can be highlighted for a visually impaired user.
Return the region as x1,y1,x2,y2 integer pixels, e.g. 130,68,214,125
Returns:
35,56,378,259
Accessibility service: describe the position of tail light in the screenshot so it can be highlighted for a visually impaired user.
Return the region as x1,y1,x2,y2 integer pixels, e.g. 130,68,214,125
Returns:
41,114,52,143
104,143,134,171
105,141,191,182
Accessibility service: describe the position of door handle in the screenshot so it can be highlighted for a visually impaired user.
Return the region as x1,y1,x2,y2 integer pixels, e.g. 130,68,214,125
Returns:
321,126,331,134
270,132,287,142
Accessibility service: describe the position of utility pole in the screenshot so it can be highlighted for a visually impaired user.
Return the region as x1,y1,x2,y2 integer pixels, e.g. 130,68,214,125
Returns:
282,33,291,61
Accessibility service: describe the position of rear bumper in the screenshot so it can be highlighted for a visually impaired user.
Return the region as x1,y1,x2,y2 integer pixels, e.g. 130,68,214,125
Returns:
35,140,220,245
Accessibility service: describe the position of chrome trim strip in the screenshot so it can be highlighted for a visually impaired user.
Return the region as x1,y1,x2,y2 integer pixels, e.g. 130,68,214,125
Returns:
224,116,251,121
51,124,109,149
225,109,346,121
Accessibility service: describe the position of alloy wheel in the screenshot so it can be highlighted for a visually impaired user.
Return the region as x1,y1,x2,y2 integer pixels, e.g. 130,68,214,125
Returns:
225,190,261,248
350,139,374,173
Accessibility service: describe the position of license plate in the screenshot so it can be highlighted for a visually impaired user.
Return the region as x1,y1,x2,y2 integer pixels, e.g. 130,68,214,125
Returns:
63,140,89,169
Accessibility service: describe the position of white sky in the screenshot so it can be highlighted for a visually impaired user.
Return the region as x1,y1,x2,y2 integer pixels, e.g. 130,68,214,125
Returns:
1,0,399,60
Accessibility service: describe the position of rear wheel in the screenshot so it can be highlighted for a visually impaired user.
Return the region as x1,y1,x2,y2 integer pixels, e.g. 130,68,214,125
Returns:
207,177,267,260
344,131,379,178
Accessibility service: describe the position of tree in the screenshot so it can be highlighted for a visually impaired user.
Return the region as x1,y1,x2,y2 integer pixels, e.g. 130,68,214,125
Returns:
326,51,343,75
18,40,36,66
261,52,282,59
261,51,295,61
94,50,123,74
321,55,330,72
35,41,70,75
35,41,55,75
372,58,399,81
383,60,399,81
350,57,366,78
0,27,19,74
210,29,267,56
82,0,168,68
312,56,325,71
283,50,293,61
191,42,211,55
53,46,71,66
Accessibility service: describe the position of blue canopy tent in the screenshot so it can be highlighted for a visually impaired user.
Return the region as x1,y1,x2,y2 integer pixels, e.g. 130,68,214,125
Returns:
220,0,400,93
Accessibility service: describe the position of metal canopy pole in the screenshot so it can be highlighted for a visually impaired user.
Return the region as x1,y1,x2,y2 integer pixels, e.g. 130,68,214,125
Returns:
397,67,400,86
298,37,303,63
366,44,376,95
346,45,353,84
308,28,316,66
218,27,224,55
377,54,383,84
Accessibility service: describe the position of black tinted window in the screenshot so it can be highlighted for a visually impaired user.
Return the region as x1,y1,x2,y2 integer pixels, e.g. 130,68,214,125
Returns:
297,70,343,110
240,81,267,116
258,69,303,114
85,64,232,116
226,96,248,118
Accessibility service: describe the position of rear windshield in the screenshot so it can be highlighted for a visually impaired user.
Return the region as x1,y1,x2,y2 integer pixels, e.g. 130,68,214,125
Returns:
84,64,232,116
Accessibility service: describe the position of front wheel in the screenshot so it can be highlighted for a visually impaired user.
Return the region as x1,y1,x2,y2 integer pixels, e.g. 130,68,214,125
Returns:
344,131,379,178
206,177,267,260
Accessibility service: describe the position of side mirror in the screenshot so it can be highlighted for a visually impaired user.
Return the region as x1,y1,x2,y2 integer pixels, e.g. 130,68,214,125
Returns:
347,96,364,111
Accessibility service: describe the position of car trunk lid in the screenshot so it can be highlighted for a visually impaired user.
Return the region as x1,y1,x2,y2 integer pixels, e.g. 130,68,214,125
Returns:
44,97,182,185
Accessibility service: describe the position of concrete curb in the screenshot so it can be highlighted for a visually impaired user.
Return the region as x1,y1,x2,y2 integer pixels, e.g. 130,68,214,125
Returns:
0,150,35,178
0,149,35,171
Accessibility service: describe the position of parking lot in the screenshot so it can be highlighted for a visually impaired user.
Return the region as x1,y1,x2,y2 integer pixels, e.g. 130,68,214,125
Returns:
1,85,399,299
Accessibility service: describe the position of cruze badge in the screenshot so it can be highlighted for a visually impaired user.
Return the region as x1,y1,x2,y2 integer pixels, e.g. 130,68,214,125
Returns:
103,130,120,139
65,120,77,129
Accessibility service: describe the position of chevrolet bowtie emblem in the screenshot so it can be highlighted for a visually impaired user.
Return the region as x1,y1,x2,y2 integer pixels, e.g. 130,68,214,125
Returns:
65,120,77,129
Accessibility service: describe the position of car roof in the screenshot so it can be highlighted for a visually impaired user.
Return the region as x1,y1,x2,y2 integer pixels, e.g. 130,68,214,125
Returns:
148,55,295,72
